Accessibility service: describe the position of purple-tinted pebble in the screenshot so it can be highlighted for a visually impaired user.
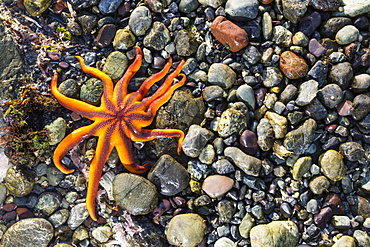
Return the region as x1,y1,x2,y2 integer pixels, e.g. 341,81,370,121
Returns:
96,24,116,48
309,39,326,57
337,101,354,116
314,207,333,229
239,130,258,155
299,12,321,36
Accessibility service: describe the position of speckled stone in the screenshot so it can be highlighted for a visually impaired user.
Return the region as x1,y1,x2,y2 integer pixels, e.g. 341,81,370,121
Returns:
319,150,346,181
272,26,293,47
309,176,330,194
45,117,67,145
24,0,52,16
224,147,262,176
92,226,113,243
128,6,152,36
182,125,214,158
292,156,312,180
113,29,136,51
296,80,318,106
332,236,356,247
208,63,236,89
143,22,171,50
102,51,128,81
284,118,317,154
5,167,35,197
279,51,308,79
282,0,309,24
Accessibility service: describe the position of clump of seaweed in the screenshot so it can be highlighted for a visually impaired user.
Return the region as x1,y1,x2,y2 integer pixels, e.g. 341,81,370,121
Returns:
1,83,60,166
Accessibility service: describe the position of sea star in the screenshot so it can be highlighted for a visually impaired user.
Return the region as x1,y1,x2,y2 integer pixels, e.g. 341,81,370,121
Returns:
51,46,186,221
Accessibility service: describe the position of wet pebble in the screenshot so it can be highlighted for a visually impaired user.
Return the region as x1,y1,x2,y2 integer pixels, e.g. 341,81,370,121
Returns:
45,117,67,145
24,0,51,16
202,175,234,198
208,63,236,89
339,142,365,161
335,25,360,45
224,147,262,176
319,150,346,181
113,29,136,51
98,0,122,15
329,62,353,89
182,124,214,158
284,118,316,154
95,24,116,48
296,80,318,106
67,203,89,230
143,22,171,50
333,235,356,247
128,6,152,36
317,84,343,109
279,51,308,79
34,192,61,216
213,159,235,174
5,167,35,197
174,30,199,56
80,78,103,105
102,51,128,81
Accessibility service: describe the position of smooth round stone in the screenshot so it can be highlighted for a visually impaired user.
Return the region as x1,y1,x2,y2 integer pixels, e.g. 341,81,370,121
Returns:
113,29,136,51
309,176,330,194
225,0,259,20
208,63,236,89
199,144,215,164
250,221,299,247
262,12,273,40
24,0,52,16
214,237,235,247
45,117,67,145
351,74,370,92
292,32,309,46
314,207,333,228
77,13,97,34
239,130,258,155
265,111,288,139
96,24,116,48
148,154,189,196
335,25,359,45
236,84,256,109
292,156,312,180
143,22,171,50
279,51,308,79
102,51,128,81
80,78,103,105
202,85,224,102
166,214,206,247
113,173,157,215
329,62,353,89
67,203,89,230
339,142,365,161
92,226,113,243
329,52,347,64
5,167,35,197
272,26,293,47
317,84,343,108
213,159,235,174
0,183,7,207
243,46,261,65
239,213,255,238
202,175,234,198
332,236,356,247
319,150,346,181
308,39,326,57
34,192,61,215
98,0,122,14
128,6,152,36
299,11,321,36
353,230,370,247
58,79,79,99
306,199,320,214
66,0,97,9
1,218,54,247
331,216,351,229
179,0,199,13
352,94,370,120
257,118,274,151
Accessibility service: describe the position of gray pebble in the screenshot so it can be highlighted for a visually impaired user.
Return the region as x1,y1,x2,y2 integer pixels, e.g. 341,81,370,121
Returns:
182,124,214,158
128,6,152,36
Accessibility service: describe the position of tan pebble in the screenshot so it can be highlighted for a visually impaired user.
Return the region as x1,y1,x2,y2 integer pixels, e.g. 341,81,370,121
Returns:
202,175,234,198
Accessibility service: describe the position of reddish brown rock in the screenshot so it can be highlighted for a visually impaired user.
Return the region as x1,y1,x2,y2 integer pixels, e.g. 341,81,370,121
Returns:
279,51,309,79
211,16,249,52
259,0,274,4
202,175,234,198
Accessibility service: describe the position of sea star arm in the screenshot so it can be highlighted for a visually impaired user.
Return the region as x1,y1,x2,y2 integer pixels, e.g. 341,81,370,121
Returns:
53,122,101,174
86,124,115,221
113,46,143,105
51,72,104,119
129,129,184,155
115,125,152,173
75,56,115,109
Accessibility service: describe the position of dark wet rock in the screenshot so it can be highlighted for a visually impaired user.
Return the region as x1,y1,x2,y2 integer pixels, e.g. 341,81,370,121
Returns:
80,78,103,105
339,142,365,161
236,84,256,109
354,16,370,30
155,88,206,157
5,166,35,197
314,207,333,228
67,0,98,9
320,17,352,39
77,13,97,34
282,0,309,24
329,52,347,64
317,84,343,108
329,62,353,89
319,150,346,181
305,98,328,121
208,63,236,89
166,214,206,247
113,29,136,50
217,200,236,223
24,0,51,16
307,60,329,86
66,20,83,36
113,173,158,215
284,118,317,154
280,51,308,79
250,221,299,247
49,209,70,228
287,111,303,125
225,0,258,20
323,193,345,214
243,46,262,65
310,0,339,11
202,175,234,198
218,102,249,137
102,51,128,82
224,147,262,176
0,218,54,247
0,22,25,99
143,22,171,50
148,155,189,196
174,30,199,56
296,80,318,106
98,0,122,15
129,6,152,36
96,24,116,48
179,0,199,13
239,130,258,155
352,94,370,120
182,124,214,158
58,79,79,99
354,196,370,218
309,176,330,194
299,12,321,36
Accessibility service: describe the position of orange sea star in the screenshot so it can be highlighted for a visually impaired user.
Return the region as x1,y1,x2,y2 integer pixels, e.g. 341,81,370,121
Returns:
51,46,186,221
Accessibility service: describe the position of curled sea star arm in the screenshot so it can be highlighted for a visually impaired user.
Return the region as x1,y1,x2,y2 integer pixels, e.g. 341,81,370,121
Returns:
86,124,115,221
129,128,184,155
113,46,143,104
53,122,102,174
115,124,152,174
51,72,104,119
